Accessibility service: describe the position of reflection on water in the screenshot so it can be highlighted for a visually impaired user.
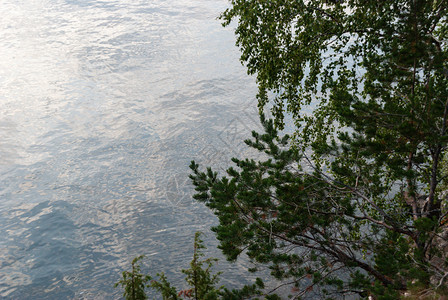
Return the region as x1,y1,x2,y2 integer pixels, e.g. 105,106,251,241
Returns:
0,0,261,298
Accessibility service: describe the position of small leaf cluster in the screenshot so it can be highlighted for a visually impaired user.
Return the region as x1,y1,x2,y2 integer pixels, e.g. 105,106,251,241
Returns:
115,255,152,300
115,233,268,300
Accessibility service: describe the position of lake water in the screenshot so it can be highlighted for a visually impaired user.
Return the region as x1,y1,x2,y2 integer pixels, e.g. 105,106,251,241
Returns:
0,0,264,298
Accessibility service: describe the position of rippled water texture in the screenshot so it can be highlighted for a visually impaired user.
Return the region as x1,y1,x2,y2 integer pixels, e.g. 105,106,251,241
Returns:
0,0,262,298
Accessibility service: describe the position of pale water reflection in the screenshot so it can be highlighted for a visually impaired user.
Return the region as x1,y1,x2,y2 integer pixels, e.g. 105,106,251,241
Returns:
0,0,263,298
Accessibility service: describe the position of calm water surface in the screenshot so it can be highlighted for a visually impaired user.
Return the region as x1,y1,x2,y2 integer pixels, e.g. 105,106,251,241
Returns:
0,0,262,298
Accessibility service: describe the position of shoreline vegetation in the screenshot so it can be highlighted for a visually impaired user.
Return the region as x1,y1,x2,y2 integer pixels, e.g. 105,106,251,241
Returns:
117,0,448,299
115,232,270,300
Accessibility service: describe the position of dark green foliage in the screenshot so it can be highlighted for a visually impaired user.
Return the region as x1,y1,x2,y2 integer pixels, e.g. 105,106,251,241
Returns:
189,113,448,297
148,272,180,300
180,232,223,300
117,0,448,297
189,2,448,297
116,233,268,299
191,119,394,297
115,255,152,300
